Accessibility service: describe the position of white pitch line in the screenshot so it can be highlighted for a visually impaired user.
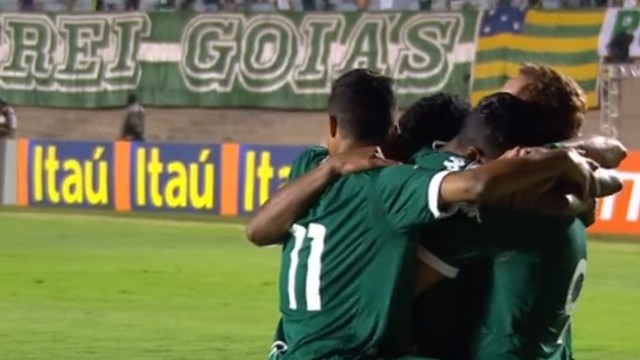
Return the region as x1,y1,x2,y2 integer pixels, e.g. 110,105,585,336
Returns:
0,211,246,231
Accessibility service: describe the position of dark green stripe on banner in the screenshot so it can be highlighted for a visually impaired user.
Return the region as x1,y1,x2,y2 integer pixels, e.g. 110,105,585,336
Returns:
475,49,598,65
473,76,597,93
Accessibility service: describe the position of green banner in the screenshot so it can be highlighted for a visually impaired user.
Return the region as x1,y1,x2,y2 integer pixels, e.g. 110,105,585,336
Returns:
0,12,478,109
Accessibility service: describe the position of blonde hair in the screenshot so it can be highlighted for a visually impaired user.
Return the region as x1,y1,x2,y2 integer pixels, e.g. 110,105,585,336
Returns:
517,63,587,140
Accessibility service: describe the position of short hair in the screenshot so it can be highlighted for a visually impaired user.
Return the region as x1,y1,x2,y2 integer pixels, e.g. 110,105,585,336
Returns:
127,94,138,105
516,63,587,140
398,92,471,154
459,92,553,160
328,69,395,143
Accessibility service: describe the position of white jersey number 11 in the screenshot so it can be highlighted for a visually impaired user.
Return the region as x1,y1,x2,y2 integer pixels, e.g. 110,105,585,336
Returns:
288,223,326,312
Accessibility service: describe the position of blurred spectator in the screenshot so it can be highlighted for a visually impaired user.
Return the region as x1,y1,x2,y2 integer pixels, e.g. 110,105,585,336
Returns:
301,0,316,10
155,0,176,9
180,0,194,9
0,99,17,139
276,0,293,10
125,0,140,9
418,0,431,9
249,0,277,11
120,94,145,142
18,0,39,10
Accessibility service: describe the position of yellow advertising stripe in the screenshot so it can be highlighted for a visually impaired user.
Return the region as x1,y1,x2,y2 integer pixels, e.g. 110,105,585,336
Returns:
474,61,599,82
471,89,598,108
525,10,605,27
477,34,599,53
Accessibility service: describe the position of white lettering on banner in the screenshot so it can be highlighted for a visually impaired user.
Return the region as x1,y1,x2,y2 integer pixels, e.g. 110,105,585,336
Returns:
179,14,243,93
598,9,640,58
0,13,476,95
238,15,300,93
0,13,151,92
393,13,463,94
179,13,475,94
291,15,345,94
598,171,640,222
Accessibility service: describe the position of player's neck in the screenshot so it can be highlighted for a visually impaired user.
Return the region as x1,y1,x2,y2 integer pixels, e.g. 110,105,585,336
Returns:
333,139,378,155
441,137,466,157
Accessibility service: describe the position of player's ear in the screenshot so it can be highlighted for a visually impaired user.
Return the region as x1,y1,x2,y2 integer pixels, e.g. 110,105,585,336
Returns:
463,147,484,163
329,115,338,138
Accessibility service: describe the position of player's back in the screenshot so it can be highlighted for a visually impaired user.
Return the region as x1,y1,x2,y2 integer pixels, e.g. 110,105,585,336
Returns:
465,210,587,360
408,149,588,360
279,167,419,359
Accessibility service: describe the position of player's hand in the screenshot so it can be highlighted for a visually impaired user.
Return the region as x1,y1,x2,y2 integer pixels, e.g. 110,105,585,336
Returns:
566,135,627,169
500,146,547,158
326,146,399,176
499,146,527,158
562,149,600,200
489,178,556,211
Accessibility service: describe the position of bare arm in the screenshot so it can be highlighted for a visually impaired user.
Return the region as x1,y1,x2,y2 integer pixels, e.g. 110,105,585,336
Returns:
415,258,446,295
245,161,339,247
560,135,627,169
245,147,397,247
438,149,589,207
488,163,622,224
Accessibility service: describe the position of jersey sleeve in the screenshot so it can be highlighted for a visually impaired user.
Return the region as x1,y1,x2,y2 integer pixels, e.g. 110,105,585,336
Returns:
377,165,458,233
288,146,329,182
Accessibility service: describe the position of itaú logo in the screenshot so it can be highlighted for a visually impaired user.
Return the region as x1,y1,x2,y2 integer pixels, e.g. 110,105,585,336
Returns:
597,171,640,222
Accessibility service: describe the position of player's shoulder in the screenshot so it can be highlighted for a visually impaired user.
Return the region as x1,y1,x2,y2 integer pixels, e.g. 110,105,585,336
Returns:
289,146,329,180
375,164,436,188
293,146,328,167
411,148,470,171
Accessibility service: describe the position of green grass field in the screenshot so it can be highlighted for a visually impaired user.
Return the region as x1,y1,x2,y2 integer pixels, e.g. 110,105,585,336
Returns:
0,211,639,360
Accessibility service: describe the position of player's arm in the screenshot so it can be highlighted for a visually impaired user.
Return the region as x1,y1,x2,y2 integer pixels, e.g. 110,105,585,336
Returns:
497,157,623,217
440,148,594,207
246,161,340,247
557,135,627,169
414,253,448,295
245,147,397,247
383,148,593,231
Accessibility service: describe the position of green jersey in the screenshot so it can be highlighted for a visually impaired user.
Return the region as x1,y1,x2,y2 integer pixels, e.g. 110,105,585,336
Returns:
465,212,587,360
410,149,588,360
277,148,455,359
288,146,330,181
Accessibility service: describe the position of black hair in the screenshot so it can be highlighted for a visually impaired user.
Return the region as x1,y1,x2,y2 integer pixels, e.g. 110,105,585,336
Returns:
127,93,138,105
398,92,471,155
458,92,554,160
327,68,395,143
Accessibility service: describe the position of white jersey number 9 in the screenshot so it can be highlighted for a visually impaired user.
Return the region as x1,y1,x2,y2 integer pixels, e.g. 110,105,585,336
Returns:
558,258,587,344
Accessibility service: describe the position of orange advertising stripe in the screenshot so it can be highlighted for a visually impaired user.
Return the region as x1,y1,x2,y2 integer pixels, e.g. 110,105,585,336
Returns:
16,138,29,206
114,141,132,212
221,143,240,216
590,151,640,236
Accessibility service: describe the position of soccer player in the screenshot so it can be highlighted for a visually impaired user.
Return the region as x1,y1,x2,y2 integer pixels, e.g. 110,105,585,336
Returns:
502,62,586,142
414,93,604,359
383,92,472,163
247,70,597,360
504,62,626,169
411,93,623,360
